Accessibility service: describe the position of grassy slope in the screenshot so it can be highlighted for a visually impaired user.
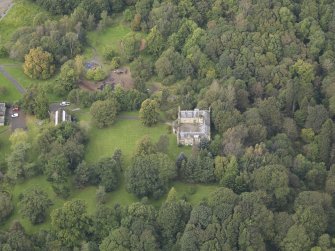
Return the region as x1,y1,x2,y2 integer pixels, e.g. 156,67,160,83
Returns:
0,0,48,44
3,65,60,101
0,72,21,102
85,24,132,58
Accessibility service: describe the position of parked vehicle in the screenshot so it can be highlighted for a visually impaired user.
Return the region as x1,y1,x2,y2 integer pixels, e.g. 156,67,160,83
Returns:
60,101,70,106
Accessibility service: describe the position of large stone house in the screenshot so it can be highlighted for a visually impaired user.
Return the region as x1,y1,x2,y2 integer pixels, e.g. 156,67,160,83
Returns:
173,107,211,146
0,103,6,126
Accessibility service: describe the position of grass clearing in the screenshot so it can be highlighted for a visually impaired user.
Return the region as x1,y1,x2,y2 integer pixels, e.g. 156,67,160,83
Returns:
0,0,49,44
84,24,133,63
3,65,60,101
79,110,191,164
86,24,132,58
0,71,21,102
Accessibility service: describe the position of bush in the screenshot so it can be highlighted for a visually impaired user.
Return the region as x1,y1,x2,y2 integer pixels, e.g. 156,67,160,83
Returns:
0,45,8,58
86,68,107,81
102,46,116,61
111,57,121,70
0,192,13,222
0,86,8,96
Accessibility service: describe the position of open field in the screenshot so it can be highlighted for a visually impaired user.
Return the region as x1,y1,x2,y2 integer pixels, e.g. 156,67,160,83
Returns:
0,0,49,44
0,71,21,102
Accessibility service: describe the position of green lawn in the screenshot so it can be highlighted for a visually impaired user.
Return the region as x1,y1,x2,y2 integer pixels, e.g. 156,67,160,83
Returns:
151,182,220,207
3,65,60,101
2,176,102,233
0,126,11,162
0,71,21,102
80,111,190,164
86,24,132,58
0,0,49,44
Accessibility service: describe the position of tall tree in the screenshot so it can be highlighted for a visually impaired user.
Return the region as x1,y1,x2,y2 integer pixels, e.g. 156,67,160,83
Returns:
90,98,119,128
23,47,55,80
51,200,91,247
19,187,52,224
139,99,160,126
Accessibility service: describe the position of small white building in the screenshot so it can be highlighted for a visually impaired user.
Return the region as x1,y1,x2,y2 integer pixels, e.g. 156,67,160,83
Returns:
52,109,71,126
0,103,6,126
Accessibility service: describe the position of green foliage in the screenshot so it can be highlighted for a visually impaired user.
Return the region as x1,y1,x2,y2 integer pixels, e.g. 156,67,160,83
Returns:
120,33,141,62
135,135,157,156
51,200,91,247
95,153,122,192
90,98,119,128
3,0,335,249
126,153,176,199
0,192,14,222
23,47,55,80
6,142,31,181
102,46,116,61
18,187,52,224
86,67,107,81
21,85,49,119
139,99,159,126
180,154,216,183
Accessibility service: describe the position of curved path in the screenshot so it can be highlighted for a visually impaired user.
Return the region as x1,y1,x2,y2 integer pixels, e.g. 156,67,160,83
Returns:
0,65,26,94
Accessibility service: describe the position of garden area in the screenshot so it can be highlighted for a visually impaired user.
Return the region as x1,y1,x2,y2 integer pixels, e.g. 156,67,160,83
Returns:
1,108,218,234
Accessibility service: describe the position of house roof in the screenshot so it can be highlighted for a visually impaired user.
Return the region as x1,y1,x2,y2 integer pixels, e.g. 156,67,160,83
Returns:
0,103,5,113
178,108,210,140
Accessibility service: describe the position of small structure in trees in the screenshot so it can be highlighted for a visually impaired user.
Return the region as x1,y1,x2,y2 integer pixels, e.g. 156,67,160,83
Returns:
50,109,71,126
113,68,127,74
173,107,211,146
0,103,6,126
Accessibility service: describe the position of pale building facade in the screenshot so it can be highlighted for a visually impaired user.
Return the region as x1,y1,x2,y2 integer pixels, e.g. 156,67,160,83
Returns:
173,107,211,146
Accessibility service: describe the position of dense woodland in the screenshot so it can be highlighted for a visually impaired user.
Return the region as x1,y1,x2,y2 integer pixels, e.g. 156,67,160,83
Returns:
1,0,335,250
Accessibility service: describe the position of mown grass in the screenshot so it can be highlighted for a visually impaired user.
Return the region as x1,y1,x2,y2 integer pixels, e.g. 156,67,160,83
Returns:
0,72,21,102
0,0,49,44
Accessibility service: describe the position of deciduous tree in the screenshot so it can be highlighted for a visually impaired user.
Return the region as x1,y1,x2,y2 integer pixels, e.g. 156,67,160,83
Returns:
23,47,55,80
139,99,159,126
